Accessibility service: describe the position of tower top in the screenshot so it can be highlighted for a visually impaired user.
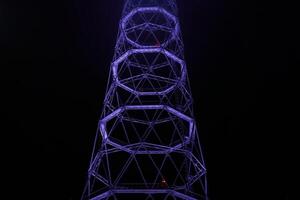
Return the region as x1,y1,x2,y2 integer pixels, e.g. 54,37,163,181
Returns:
122,0,178,16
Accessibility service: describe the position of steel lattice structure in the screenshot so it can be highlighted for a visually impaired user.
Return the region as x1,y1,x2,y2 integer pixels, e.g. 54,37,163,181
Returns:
82,0,208,199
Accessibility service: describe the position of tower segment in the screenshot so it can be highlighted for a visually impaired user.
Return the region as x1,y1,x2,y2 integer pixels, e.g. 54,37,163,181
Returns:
82,1,208,199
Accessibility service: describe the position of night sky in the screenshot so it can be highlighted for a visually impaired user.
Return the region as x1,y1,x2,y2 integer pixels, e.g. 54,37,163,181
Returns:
1,0,291,199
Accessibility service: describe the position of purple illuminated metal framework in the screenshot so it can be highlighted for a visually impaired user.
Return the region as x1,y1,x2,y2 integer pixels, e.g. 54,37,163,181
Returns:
82,0,208,199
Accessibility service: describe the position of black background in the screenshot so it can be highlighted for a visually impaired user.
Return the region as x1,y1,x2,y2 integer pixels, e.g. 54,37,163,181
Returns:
1,0,291,199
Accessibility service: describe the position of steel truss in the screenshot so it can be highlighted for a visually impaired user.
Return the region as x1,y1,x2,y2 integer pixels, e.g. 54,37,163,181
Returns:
82,1,208,199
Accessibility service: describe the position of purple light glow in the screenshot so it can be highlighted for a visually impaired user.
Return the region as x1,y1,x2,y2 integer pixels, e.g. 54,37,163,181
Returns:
81,1,208,199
